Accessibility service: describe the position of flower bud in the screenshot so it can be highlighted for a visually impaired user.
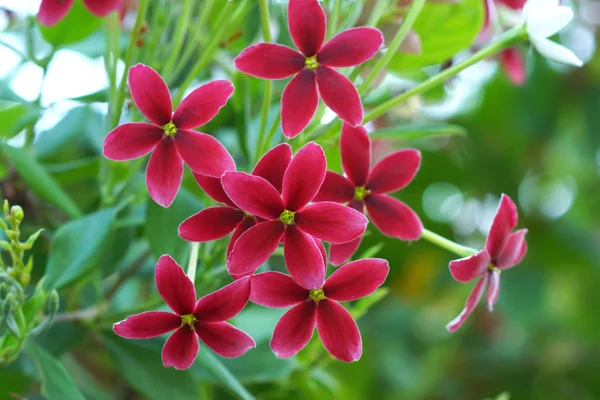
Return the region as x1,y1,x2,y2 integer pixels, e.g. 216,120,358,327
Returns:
10,206,23,223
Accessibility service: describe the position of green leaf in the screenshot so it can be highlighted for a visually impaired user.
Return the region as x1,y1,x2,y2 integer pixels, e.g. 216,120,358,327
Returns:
27,342,86,400
388,0,484,69
370,123,467,141
44,207,118,290
39,0,103,46
33,106,91,159
0,100,41,139
196,350,255,400
0,143,82,218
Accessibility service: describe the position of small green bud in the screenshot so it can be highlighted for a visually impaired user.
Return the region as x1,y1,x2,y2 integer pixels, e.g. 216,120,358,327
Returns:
10,206,23,223
47,290,59,316
0,241,10,251
3,200,9,217
23,229,43,250
0,218,7,231
6,230,18,242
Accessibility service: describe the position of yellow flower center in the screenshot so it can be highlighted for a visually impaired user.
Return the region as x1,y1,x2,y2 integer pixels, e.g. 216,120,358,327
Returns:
309,289,326,303
354,186,371,201
180,314,196,330
279,209,296,225
305,55,319,71
163,121,177,137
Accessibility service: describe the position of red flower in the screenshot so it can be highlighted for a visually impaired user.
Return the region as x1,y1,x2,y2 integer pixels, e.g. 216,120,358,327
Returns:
446,194,527,332
113,255,255,370
179,143,293,257
221,142,368,288
233,0,383,138
250,258,389,362
38,0,121,26
314,124,423,265
103,64,235,208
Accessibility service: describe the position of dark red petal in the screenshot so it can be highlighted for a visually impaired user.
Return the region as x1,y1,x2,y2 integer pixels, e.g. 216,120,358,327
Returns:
287,0,326,56
221,172,285,219
486,270,501,312
323,258,389,301
446,275,488,332
161,327,199,370
495,229,528,269
193,173,236,208
367,149,421,194
82,0,120,16
316,300,361,362
146,139,183,208
227,221,285,276
250,271,309,307
172,80,234,129
128,64,172,126
155,255,196,315
364,194,423,240
281,69,319,138
227,217,256,259
340,123,371,187
486,194,518,260
178,207,245,242
270,301,317,358
113,311,180,339
295,202,368,243
448,250,490,283
282,142,326,211
173,129,235,177
38,0,74,26
102,123,164,161
193,277,250,322
318,27,383,68
313,171,355,203
234,43,305,79
283,226,326,290
252,143,293,193
314,236,327,265
500,48,526,86
316,66,362,127
195,321,255,358
329,237,362,266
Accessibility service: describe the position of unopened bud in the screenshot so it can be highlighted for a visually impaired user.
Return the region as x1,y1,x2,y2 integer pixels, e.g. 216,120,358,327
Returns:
3,200,9,217
10,206,23,222
24,229,43,250
47,290,59,316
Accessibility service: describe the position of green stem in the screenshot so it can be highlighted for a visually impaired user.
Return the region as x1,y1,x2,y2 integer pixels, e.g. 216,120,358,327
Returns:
420,228,478,258
359,0,425,95
257,113,281,157
0,40,34,64
327,0,342,39
187,242,200,282
160,0,193,74
256,0,273,163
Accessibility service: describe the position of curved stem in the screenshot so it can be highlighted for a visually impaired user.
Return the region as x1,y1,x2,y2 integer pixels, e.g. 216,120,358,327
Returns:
161,0,193,75
187,242,200,282
256,0,273,163
420,228,478,258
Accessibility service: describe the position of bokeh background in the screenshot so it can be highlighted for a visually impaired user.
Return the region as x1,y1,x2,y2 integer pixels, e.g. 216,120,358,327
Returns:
0,0,599,399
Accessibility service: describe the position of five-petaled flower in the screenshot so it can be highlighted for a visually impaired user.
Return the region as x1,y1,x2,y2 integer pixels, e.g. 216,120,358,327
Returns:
250,258,389,362
314,124,423,265
38,0,121,26
446,194,527,332
103,64,235,208
179,143,293,258
234,0,383,138
221,142,368,287
113,255,255,370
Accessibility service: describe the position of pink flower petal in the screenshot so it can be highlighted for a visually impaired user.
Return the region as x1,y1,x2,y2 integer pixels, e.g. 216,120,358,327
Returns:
113,311,180,339
195,321,255,358
283,225,326,290
250,271,309,307
173,129,235,177
179,207,245,242
448,250,490,283
500,48,526,86
446,275,488,332
146,138,183,208
38,0,74,26
193,173,236,208
270,301,317,358
318,27,383,68
227,220,285,276
323,258,389,301
193,277,251,322
314,236,327,265
313,171,355,203
341,123,371,187
221,172,285,219
287,0,326,56
82,0,120,16
295,202,368,243
234,43,305,79
486,194,518,260
486,270,501,312
495,229,528,269
227,217,256,259
155,255,196,315
102,123,164,161
128,64,173,126
161,327,199,370
172,80,234,129
364,194,422,240
282,142,326,211
252,143,293,193
316,66,362,127
367,149,421,194
281,69,319,138
316,299,362,362
329,237,362,266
